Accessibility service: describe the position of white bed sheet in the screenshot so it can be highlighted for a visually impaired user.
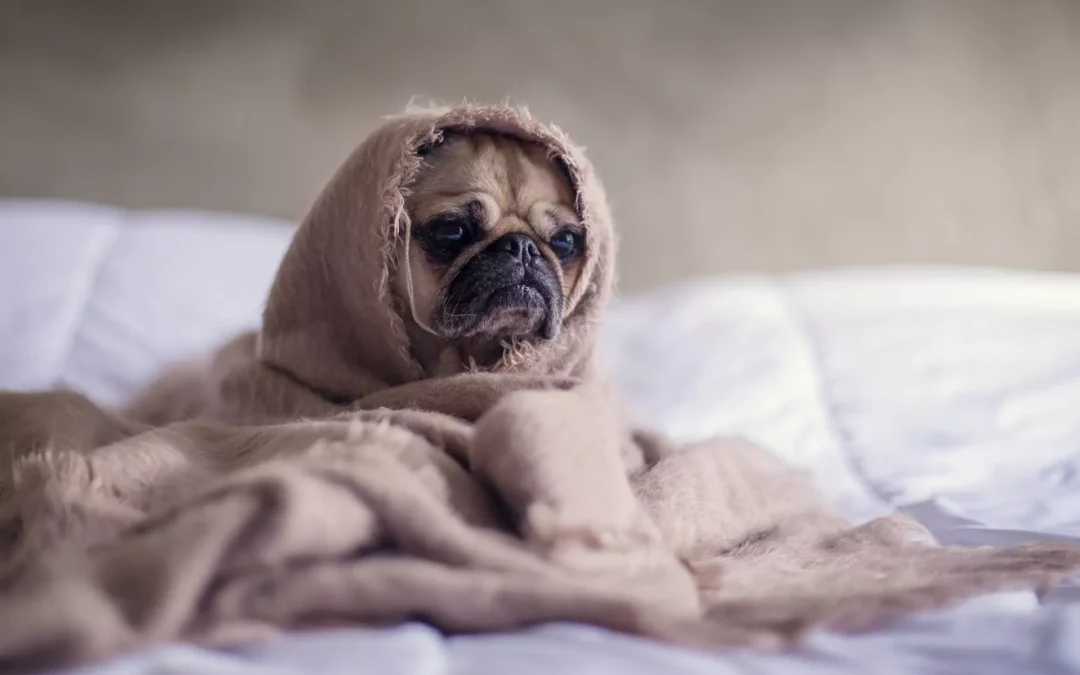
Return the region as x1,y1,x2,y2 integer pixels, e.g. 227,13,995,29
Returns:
3,200,1079,675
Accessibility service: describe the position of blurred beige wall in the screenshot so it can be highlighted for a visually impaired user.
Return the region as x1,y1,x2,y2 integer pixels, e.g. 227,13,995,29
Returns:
2,0,1079,291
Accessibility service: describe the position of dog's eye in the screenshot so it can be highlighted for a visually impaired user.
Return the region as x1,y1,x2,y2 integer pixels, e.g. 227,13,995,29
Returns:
429,221,466,247
549,229,582,261
420,216,474,260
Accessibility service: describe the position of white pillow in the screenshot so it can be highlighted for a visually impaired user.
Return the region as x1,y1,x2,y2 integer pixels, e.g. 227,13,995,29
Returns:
0,199,294,406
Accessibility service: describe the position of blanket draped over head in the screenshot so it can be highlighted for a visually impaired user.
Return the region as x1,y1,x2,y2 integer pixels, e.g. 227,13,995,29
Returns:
2,105,1079,673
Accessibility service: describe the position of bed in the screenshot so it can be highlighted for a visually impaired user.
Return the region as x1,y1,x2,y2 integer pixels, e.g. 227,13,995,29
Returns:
2,199,1079,675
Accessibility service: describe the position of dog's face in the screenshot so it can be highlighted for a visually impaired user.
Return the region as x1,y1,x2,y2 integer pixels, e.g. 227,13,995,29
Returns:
399,132,585,368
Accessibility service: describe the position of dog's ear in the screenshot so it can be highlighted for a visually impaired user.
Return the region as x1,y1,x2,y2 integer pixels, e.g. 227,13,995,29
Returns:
415,132,449,158
416,140,438,157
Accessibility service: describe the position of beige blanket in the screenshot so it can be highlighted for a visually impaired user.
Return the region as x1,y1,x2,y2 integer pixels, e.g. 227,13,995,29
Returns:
2,105,1078,673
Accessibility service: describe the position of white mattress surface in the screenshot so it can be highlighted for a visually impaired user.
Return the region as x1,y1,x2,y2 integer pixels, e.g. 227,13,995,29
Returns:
3,200,1080,675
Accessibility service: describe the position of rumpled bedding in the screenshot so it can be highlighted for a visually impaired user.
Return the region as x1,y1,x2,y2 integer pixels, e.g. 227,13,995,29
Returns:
1,105,1079,675
1,202,1080,675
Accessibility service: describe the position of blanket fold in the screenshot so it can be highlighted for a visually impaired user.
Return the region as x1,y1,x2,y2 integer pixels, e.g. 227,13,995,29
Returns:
2,104,1079,673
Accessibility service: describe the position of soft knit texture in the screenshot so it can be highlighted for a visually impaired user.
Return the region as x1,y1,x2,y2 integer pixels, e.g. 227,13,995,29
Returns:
1,105,1079,673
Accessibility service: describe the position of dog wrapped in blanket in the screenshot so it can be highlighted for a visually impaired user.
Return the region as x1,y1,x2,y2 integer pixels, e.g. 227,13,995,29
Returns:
1,104,1078,673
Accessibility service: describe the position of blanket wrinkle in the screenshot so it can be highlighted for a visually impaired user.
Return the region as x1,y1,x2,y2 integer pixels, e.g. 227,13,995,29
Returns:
1,103,1080,673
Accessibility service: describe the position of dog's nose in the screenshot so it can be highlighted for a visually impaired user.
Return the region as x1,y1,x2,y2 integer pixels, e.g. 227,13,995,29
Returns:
494,232,542,263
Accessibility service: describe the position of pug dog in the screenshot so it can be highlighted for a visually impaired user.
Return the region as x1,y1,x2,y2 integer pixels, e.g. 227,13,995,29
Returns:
398,132,587,375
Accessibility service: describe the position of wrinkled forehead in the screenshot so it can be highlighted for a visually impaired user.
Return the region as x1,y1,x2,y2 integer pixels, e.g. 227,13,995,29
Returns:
406,131,577,217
